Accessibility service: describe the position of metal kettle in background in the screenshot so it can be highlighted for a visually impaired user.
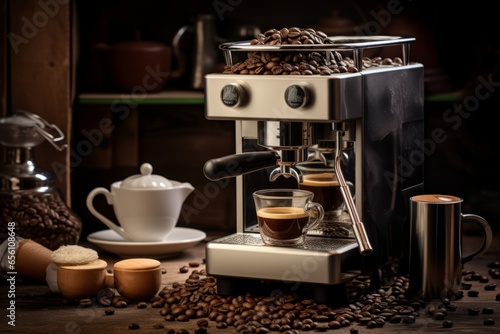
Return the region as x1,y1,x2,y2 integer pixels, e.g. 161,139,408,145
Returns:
172,14,220,90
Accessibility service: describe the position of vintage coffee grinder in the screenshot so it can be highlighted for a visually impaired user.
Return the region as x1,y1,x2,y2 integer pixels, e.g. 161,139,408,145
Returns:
203,34,424,303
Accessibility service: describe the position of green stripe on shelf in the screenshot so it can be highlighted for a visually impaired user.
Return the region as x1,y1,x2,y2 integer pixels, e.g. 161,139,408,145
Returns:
78,92,205,105
425,91,462,103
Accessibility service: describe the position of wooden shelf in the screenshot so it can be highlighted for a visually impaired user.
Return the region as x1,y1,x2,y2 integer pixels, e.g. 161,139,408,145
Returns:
78,90,205,105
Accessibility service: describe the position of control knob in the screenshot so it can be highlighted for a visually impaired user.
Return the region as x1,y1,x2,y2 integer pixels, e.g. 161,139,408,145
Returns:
220,83,246,108
284,84,310,109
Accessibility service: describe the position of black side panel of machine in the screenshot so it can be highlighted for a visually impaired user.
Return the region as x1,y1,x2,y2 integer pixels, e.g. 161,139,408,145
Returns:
361,65,425,275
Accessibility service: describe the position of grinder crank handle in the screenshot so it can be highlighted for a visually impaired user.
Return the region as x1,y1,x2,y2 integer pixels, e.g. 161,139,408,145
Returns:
333,129,373,256
203,151,280,181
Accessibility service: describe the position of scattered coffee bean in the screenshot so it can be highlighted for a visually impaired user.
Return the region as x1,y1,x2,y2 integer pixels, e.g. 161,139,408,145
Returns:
468,307,481,315
390,315,403,323
152,323,164,329
161,267,167,274
151,300,164,308
488,261,500,268
467,290,479,297
461,282,472,290
113,299,128,308
485,283,497,290
471,273,482,280
176,329,189,334
350,327,359,334
177,315,189,322
136,302,147,309
179,266,189,273
97,288,114,306
492,271,500,279
433,312,446,320
484,318,495,326
78,298,92,307
445,303,457,311
482,307,494,314
164,315,175,321
402,315,416,324
128,322,140,330
479,276,489,283
443,320,453,328
104,307,115,315
196,319,209,327
189,261,200,267
496,293,500,301
195,326,208,334
216,322,228,329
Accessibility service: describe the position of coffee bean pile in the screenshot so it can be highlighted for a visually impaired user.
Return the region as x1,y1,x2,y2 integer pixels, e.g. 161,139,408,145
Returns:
0,192,82,250
98,260,499,332
250,27,333,46
146,268,427,332
222,27,403,76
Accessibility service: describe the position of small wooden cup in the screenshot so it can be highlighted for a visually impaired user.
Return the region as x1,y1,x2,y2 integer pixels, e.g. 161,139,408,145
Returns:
57,259,108,300
113,258,162,301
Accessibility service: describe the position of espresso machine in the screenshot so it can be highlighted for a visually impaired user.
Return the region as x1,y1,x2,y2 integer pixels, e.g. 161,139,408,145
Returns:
203,35,424,303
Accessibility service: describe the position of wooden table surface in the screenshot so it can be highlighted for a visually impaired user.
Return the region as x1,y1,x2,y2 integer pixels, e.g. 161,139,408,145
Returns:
1,231,499,334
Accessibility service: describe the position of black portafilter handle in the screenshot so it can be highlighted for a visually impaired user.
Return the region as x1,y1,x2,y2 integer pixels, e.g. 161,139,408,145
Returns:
203,151,280,181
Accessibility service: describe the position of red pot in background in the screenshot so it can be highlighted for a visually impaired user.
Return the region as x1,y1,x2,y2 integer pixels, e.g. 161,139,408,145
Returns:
106,41,172,93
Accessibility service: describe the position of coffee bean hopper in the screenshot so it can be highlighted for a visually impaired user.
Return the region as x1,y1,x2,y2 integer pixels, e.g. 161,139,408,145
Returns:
203,31,424,304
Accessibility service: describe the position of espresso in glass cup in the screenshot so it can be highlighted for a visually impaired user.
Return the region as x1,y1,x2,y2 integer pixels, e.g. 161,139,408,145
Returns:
296,163,352,218
253,189,324,246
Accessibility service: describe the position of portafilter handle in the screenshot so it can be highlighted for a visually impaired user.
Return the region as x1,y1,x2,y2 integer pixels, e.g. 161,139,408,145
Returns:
203,151,279,181
333,129,373,256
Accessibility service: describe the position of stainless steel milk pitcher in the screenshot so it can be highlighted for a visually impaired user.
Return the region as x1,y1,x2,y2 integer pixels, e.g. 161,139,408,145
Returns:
409,194,493,300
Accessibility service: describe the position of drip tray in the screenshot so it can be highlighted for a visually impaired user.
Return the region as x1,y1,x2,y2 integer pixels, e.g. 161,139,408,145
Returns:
205,233,360,285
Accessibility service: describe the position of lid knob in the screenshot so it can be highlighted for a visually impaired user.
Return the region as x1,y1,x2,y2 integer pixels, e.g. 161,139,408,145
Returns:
140,163,153,176
120,163,173,189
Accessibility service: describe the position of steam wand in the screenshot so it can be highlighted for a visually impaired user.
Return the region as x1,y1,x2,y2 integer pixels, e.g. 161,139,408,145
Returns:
333,125,373,256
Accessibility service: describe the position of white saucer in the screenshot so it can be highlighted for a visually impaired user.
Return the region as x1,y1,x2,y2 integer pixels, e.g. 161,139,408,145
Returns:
87,227,206,259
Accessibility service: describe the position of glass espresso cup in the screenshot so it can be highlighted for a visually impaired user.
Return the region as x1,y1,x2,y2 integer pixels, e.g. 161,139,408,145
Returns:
296,163,353,218
253,189,324,246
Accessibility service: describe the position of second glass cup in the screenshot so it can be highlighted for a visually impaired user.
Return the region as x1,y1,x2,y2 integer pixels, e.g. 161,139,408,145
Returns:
296,162,353,218
253,189,324,246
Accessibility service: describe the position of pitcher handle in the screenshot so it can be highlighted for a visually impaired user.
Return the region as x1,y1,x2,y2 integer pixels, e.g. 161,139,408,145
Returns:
461,213,493,264
303,201,324,233
86,188,131,241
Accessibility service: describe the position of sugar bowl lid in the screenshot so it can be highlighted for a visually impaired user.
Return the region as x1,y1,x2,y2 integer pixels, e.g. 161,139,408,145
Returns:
120,163,173,189
113,258,161,272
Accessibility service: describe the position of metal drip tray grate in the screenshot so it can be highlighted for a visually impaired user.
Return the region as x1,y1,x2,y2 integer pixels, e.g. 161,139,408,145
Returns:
214,233,355,252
